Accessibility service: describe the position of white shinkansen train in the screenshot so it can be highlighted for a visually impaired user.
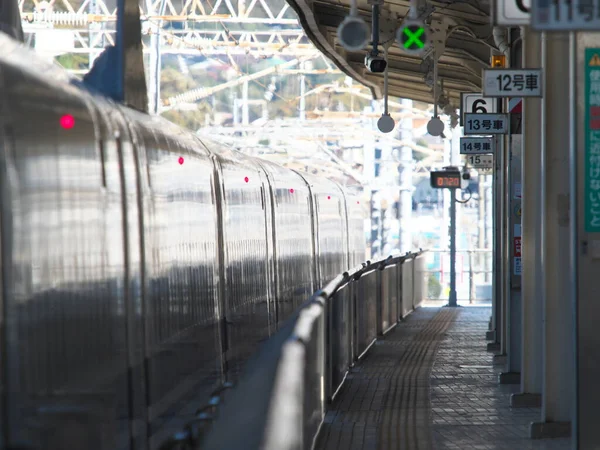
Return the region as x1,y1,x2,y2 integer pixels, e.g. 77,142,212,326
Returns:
0,32,366,449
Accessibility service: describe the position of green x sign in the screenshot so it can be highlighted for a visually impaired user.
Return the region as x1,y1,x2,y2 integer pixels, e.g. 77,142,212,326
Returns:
396,21,429,54
402,26,425,49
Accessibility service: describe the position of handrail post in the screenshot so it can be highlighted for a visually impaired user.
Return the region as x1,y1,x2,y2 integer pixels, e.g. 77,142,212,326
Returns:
469,250,474,304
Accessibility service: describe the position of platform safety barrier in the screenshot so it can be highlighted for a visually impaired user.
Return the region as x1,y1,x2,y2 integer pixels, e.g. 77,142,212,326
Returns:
163,250,427,450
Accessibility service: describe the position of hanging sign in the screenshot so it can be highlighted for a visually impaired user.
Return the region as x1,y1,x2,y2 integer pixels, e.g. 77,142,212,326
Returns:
460,136,494,154
532,0,600,30
463,113,509,135
494,0,531,25
459,93,498,126
466,154,494,170
483,69,543,97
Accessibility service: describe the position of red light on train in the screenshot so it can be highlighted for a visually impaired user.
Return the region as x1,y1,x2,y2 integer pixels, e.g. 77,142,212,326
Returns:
178,157,184,165
289,188,294,193
357,201,360,204
244,176,249,183
60,114,75,129
327,195,331,200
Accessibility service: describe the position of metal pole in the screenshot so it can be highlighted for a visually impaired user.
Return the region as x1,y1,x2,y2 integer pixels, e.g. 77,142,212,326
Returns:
449,189,458,307
492,133,503,345
568,30,578,449
469,250,474,304
511,26,543,408
479,174,485,284
89,0,99,69
399,98,413,254
530,31,573,439
242,80,249,125
300,73,306,121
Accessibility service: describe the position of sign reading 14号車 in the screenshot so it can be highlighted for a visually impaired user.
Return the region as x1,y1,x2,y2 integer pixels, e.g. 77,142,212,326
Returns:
483,69,543,97
460,137,495,154
463,113,509,135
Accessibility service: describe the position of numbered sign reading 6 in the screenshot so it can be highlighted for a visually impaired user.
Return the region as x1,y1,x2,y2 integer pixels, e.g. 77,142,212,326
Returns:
460,93,498,126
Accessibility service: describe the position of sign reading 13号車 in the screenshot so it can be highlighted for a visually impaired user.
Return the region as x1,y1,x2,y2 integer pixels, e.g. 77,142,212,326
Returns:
463,113,509,135
483,69,543,97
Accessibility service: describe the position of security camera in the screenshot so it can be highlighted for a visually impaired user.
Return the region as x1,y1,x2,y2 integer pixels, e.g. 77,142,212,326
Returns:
364,54,387,73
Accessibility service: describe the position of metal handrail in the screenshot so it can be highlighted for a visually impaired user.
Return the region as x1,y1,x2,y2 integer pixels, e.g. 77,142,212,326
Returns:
169,250,427,450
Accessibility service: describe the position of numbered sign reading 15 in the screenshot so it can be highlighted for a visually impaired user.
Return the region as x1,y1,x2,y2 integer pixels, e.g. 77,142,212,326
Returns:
430,170,461,189
466,154,493,169
483,69,543,97
463,113,509,135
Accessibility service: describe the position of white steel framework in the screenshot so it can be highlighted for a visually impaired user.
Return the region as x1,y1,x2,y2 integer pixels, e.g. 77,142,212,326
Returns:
19,0,316,57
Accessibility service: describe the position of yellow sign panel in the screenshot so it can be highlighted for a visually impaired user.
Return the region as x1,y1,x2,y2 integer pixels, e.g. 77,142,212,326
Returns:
589,53,600,67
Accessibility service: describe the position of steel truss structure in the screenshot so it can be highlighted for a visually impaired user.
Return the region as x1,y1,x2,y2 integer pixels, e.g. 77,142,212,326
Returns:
19,0,315,57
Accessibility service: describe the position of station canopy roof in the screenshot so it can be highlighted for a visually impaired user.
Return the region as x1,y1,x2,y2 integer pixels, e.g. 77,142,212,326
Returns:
285,0,496,112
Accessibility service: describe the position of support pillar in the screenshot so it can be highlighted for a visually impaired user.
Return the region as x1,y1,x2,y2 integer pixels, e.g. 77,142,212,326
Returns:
530,31,573,439
574,32,600,449
488,132,504,353
511,27,543,409
117,0,148,112
500,29,523,386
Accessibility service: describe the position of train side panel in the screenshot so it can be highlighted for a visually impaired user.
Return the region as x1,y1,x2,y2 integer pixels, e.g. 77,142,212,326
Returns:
0,44,129,449
297,173,349,287
124,114,222,448
346,194,368,268
201,139,273,381
259,162,315,327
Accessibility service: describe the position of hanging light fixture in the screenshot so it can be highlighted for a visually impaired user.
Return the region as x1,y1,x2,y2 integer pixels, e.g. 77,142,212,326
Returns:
377,46,395,133
337,0,370,51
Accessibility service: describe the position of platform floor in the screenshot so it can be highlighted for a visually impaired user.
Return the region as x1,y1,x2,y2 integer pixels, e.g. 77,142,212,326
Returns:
315,306,571,450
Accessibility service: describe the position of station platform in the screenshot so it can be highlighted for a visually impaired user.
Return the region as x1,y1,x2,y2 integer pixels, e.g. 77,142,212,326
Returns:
315,305,571,450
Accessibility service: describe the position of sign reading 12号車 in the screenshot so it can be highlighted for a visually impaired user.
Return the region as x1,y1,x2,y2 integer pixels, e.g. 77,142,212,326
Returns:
463,113,509,135
483,69,543,97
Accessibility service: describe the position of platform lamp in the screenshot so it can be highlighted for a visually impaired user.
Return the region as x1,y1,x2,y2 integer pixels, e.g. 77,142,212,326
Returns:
337,0,370,51
491,55,506,68
377,46,395,133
